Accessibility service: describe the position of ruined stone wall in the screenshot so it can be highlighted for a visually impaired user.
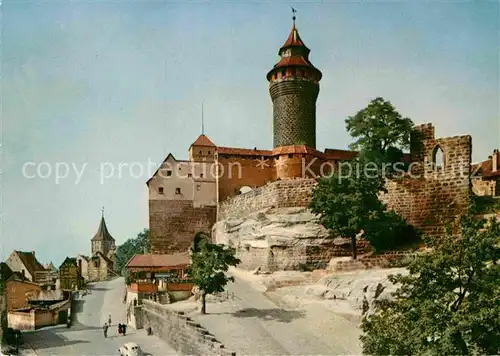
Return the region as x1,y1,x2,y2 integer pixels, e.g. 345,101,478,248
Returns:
217,179,317,220
381,124,471,236
149,200,216,254
142,300,236,356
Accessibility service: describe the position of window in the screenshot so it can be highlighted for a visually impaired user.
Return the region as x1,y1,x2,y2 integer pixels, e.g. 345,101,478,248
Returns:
200,173,204,179
196,185,201,191
208,150,211,154
281,70,286,77
188,173,192,178
166,170,172,177
432,145,445,169
158,187,164,194
199,150,202,154
288,154,293,158
175,188,181,195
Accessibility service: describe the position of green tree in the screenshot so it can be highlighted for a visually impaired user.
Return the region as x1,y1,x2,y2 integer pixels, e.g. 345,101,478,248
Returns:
187,235,241,314
345,97,413,168
310,161,387,259
115,229,151,282
361,214,500,355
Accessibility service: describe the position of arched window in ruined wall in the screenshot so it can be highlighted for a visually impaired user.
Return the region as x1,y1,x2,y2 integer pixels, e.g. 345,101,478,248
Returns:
432,145,445,169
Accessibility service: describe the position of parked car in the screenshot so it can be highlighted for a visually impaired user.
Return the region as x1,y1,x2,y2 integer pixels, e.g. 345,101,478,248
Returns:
118,342,144,356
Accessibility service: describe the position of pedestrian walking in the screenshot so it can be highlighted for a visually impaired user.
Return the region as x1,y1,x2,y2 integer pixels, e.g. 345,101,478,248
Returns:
108,314,112,325
122,323,127,336
103,323,109,338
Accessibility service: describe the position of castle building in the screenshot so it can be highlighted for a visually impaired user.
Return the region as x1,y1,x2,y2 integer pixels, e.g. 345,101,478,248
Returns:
147,19,356,255
147,18,473,257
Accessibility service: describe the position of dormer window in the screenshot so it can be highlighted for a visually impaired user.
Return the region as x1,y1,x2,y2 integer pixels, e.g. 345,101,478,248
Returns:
175,188,181,195
158,187,164,194
166,170,172,177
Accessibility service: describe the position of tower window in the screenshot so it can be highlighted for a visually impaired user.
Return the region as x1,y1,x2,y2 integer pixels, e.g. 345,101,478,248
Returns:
158,187,164,194
432,146,445,170
166,170,172,177
175,188,181,195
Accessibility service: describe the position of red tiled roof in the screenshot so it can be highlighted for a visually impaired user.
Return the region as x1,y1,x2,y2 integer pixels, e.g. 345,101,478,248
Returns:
127,253,190,268
273,56,313,69
472,151,500,178
280,25,307,50
191,134,216,147
217,147,272,157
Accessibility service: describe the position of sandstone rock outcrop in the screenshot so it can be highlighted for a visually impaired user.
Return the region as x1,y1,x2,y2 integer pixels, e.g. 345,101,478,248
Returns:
213,207,370,271
305,268,407,317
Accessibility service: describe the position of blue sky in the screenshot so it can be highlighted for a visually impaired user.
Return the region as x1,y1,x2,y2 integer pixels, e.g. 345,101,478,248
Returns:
1,1,498,265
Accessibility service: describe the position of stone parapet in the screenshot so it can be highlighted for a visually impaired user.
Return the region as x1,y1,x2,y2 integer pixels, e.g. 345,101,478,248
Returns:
142,300,236,356
218,179,317,220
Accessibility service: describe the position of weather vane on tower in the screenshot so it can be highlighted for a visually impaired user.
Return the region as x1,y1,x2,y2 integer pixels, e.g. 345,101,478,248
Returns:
291,7,297,25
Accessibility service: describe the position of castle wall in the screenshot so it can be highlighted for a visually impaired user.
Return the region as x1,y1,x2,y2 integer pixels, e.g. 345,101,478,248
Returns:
216,155,275,202
381,124,471,236
218,124,472,239
217,179,317,220
149,200,216,254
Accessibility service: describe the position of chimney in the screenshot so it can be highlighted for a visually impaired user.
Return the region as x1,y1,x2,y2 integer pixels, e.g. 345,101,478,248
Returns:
493,149,498,172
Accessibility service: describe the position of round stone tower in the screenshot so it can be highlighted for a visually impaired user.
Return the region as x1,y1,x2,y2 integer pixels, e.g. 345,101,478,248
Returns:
267,19,322,149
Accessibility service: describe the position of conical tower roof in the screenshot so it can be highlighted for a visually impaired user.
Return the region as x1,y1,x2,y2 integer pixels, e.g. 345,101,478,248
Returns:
91,215,115,242
266,21,322,81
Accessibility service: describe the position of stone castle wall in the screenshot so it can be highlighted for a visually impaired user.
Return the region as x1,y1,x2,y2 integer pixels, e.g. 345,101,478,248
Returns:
149,200,216,254
218,179,317,220
142,300,236,356
218,124,472,239
381,124,471,236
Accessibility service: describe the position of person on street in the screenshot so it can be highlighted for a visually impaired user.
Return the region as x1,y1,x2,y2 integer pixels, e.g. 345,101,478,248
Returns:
122,323,127,336
108,314,112,325
103,322,108,338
